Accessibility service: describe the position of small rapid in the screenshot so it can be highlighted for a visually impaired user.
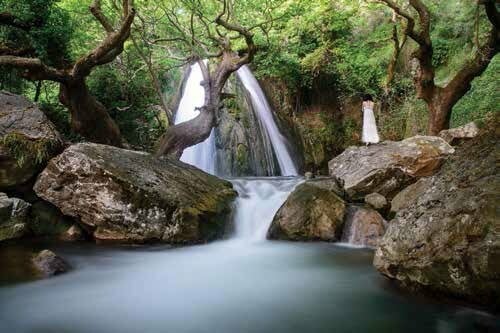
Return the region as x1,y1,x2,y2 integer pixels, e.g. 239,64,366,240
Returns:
229,177,301,241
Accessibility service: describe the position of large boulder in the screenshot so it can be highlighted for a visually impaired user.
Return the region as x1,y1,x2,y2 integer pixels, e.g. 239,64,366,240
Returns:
328,136,454,200
341,205,386,248
0,91,63,190
374,131,500,307
0,192,31,242
34,143,237,244
267,183,346,241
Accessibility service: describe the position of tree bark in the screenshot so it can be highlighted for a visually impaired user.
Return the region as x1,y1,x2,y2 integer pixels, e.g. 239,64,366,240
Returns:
380,0,498,134
59,79,123,146
0,0,135,147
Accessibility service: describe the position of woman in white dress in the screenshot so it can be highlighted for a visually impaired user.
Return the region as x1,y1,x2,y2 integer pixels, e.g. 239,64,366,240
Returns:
361,94,380,145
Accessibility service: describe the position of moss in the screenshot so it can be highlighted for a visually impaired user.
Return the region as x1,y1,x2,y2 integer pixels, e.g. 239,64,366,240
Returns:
235,144,249,174
1,132,60,167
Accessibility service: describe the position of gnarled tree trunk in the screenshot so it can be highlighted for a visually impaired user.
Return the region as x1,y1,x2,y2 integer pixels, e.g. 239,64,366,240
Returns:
59,79,123,146
381,0,499,135
0,0,135,147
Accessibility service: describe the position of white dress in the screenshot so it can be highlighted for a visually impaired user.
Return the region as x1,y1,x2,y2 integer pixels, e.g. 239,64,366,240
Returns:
362,106,380,144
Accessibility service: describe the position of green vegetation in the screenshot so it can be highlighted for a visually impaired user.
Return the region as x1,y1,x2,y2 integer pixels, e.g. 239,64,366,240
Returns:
1,0,497,162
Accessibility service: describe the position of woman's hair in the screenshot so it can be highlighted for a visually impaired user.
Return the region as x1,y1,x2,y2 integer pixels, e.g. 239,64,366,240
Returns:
362,94,373,102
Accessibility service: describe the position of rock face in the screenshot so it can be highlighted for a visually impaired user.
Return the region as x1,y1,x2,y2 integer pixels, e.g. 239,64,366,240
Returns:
215,77,281,176
328,136,454,200
34,143,237,244
439,122,479,145
267,183,345,241
0,192,31,241
341,205,386,248
32,250,69,277
0,91,63,190
389,179,428,215
374,131,500,307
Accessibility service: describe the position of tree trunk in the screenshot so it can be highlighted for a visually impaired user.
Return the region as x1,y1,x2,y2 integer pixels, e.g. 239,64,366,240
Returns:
427,98,452,135
59,79,123,147
155,104,215,158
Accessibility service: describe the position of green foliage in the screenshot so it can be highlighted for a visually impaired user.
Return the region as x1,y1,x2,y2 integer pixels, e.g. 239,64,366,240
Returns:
452,55,500,127
0,0,73,66
86,56,165,150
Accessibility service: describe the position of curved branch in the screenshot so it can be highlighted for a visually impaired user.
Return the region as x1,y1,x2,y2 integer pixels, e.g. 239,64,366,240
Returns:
0,56,68,82
74,1,135,78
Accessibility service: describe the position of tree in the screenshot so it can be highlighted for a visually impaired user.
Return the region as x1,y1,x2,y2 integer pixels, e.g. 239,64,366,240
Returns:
152,0,283,157
0,0,136,146
379,0,499,134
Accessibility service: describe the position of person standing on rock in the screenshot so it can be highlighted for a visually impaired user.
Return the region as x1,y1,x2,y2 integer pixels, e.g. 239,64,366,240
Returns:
361,94,380,145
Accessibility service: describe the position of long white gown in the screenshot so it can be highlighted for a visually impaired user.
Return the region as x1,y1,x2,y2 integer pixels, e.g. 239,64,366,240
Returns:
362,106,380,144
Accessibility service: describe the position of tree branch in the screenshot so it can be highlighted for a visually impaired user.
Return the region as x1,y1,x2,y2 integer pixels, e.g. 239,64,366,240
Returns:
0,56,67,82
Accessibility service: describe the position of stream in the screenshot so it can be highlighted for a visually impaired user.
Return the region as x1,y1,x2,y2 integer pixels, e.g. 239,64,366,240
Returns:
0,177,498,333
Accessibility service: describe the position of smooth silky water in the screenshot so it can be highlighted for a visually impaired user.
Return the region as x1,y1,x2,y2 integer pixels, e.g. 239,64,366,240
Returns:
1,177,498,333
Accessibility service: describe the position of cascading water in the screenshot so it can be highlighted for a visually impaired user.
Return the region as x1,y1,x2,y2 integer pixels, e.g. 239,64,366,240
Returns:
236,66,298,176
229,177,301,241
174,62,298,177
174,62,216,175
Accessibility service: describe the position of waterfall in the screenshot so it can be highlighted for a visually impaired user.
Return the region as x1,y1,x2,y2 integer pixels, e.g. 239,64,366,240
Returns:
174,62,216,175
229,177,301,241
174,63,298,177
236,66,298,176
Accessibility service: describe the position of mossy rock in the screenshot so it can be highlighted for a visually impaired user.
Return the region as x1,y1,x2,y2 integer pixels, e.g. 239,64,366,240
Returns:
0,91,63,190
267,183,346,241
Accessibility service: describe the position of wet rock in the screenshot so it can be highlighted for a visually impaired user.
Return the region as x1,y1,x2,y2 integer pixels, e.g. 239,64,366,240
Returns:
34,143,237,244
303,177,345,198
268,183,345,241
341,205,386,248
374,130,500,307
439,122,479,145
0,91,63,190
304,171,314,180
328,136,454,200
215,77,280,176
364,193,387,211
31,250,69,277
0,192,13,221
0,192,30,241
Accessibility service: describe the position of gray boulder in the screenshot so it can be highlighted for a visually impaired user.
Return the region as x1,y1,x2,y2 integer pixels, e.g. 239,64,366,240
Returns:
328,136,454,200
364,192,387,211
439,122,479,145
0,91,63,190
374,131,500,307
34,143,237,244
341,205,386,248
267,183,345,241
